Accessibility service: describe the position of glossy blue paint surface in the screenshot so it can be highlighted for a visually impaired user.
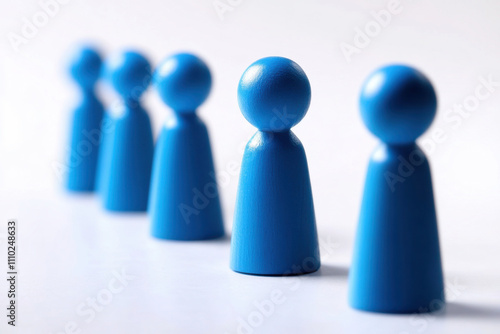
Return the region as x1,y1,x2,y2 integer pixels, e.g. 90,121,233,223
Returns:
231,131,320,275
349,65,444,313
149,53,224,240
154,53,212,113
230,57,319,275
238,57,311,132
66,46,104,192
100,51,154,212
102,51,152,100
149,114,224,240
360,65,437,145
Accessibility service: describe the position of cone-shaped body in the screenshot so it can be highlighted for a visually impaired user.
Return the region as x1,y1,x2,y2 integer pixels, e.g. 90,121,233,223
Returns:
230,131,320,275
101,105,153,211
149,113,224,240
95,112,114,193
349,143,444,313
67,92,104,191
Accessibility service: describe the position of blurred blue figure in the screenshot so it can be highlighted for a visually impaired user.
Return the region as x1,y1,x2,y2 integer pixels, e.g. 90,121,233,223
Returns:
66,45,104,192
149,53,224,240
349,65,444,313
100,50,154,212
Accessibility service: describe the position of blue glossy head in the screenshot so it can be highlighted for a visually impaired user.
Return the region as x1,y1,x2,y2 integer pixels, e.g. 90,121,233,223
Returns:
154,53,212,113
238,57,311,132
69,46,102,90
103,50,152,100
360,65,437,145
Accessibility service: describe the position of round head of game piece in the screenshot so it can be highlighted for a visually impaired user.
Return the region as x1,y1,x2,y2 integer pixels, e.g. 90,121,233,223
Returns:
103,50,152,100
237,57,311,132
360,64,437,145
154,53,212,113
69,46,102,90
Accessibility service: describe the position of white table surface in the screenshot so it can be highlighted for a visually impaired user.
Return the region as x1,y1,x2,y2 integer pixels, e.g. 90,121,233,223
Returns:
1,190,499,334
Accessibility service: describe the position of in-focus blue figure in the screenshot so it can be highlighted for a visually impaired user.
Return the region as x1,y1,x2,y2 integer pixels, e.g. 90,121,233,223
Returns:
149,53,224,240
100,50,154,212
66,46,104,192
349,65,445,313
230,57,320,276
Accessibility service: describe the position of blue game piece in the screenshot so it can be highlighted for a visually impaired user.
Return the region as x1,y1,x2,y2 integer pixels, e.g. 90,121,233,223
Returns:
100,50,154,212
348,65,444,313
149,53,224,240
230,57,320,276
66,45,105,192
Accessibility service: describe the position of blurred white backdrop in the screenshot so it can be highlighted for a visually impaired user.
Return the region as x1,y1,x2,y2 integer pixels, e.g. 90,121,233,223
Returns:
0,0,499,333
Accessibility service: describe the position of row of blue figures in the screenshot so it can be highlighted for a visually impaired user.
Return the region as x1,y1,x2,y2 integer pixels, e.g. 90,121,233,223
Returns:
66,47,224,240
230,61,444,313
66,46,444,315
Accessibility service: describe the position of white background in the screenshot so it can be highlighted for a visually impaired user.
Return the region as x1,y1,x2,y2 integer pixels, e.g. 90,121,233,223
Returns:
0,0,499,333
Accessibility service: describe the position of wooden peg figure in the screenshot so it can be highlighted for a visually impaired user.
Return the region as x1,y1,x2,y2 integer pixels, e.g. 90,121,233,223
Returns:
66,46,104,192
348,65,445,313
230,57,320,276
100,50,154,212
149,53,225,240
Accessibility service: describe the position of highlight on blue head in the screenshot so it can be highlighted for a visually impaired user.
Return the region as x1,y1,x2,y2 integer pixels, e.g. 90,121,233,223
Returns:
360,64,437,145
103,50,152,100
153,53,212,113
69,45,102,89
237,56,311,132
